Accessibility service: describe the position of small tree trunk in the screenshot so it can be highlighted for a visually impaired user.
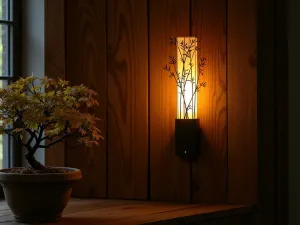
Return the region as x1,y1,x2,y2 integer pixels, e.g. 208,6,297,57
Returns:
25,153,45,170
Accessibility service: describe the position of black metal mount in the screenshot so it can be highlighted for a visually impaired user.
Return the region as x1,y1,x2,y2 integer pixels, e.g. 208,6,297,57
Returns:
175,119,201,159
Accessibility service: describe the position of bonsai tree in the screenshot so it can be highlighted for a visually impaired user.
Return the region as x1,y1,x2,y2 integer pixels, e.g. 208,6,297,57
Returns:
0,76,103,171
164,37,207,119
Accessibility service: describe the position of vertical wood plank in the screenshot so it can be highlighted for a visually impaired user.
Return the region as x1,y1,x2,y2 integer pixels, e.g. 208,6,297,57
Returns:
65,0,107,198
45,0,66,167
149,0,191,201
107,0,148,199
228,0,257,204
191,0,227,203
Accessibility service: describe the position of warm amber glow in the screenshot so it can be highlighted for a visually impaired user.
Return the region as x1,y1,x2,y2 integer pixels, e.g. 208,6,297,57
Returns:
177,37,197,119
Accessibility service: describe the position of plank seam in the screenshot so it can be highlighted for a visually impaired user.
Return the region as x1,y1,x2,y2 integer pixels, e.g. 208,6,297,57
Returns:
105,0,109,199
189,0,193,202
63,0,68,168
225,0,229,203
147,0,151,201
274,0,278,223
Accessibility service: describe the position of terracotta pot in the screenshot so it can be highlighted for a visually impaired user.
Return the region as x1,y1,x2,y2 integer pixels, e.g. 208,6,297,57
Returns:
0,167,82,223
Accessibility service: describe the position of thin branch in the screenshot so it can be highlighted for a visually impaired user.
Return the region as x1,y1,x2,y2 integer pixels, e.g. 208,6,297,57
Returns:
41,136,53,141
38,140,63,149
26,82,45,104
38,133,78,149
37,126,44,140
182,39,196,92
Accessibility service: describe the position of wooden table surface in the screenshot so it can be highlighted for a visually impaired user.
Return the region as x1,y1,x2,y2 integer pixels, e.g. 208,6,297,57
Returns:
0,198,255,225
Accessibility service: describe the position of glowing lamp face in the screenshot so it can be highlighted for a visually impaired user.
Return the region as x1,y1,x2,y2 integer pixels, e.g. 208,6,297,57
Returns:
177,37,197,119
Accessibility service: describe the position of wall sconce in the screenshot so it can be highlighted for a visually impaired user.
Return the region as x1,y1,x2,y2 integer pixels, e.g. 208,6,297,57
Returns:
164,37,207,159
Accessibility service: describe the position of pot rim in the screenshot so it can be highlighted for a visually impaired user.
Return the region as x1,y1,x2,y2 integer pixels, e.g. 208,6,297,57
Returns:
0,167,82,183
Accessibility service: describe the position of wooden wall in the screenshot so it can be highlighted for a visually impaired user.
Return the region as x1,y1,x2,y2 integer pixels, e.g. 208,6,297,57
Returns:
46,0,257,204
45,0,66,167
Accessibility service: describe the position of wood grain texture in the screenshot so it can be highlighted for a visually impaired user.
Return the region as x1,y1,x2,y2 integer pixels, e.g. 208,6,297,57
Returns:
0,199,253,225
44,0,66,167
65,0,107,198
94,205,252,225
228,0,258,204
63,199,141,214
149,0,191,201
107,0,148,199
191,0,227,203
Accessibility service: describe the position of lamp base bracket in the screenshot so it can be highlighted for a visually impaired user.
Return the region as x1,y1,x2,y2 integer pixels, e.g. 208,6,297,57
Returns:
175,119,200,159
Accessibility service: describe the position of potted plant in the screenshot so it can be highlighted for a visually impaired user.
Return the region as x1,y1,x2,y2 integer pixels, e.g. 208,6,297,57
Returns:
0,76,102,223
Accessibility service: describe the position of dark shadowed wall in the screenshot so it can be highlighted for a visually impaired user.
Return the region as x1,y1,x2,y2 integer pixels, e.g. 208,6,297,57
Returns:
288,0,300,223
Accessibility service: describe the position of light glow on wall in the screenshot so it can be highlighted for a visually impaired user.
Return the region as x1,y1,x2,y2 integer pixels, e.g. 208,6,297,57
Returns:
176,37,198,119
